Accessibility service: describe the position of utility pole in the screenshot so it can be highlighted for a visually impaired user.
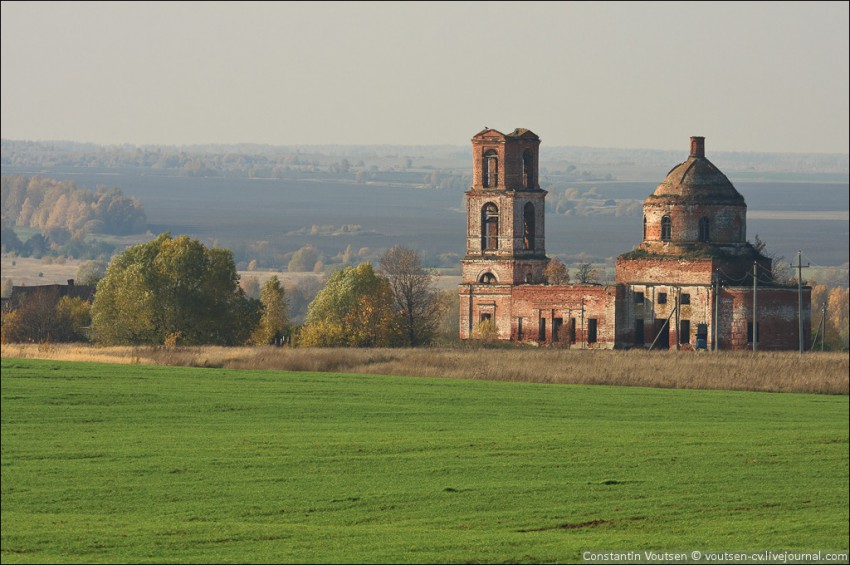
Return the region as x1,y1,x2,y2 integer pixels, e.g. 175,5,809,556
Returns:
753,262,758,352
713,270,720,351
796,251,809,354
580,299,585,350
675,286,681,351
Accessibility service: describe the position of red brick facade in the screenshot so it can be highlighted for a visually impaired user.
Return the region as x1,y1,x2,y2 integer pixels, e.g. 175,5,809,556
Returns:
459,130,811,351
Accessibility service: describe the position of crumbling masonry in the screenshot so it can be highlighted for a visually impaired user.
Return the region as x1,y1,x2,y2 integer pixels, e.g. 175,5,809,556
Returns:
459,128,811,350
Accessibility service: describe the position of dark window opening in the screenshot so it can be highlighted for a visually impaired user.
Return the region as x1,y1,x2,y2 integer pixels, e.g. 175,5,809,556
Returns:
747,322,760,343
478,272,497,284
658,292,667,304
654,319,670,349
569,318,576,343
482,203,499,251
523,202,535,250
522,149,534,189
483,150,498,188
661,215,672,241
517,318,523,340
635,319,645,346
635,292,644,304
587,319,598,344
698,217,710,242
680,293,690,305
680,320,690,344
480,313,492,324
553,317,563,342
538,318,546,342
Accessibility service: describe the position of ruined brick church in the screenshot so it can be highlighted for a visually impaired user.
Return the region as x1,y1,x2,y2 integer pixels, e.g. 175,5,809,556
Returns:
459,128,811,350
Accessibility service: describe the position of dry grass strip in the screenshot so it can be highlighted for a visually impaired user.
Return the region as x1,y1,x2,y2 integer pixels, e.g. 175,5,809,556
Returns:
3,343,847,395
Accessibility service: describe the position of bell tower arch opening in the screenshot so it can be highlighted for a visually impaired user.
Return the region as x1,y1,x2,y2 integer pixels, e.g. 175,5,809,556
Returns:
522,149,534,189
523,202,535,250
482,202,499,251
483,150,499,188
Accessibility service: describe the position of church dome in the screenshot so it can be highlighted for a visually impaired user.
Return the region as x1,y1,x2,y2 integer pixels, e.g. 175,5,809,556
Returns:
651,137,745,205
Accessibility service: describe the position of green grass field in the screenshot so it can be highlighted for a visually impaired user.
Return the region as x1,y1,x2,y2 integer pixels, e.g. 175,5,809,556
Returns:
1,358,847,564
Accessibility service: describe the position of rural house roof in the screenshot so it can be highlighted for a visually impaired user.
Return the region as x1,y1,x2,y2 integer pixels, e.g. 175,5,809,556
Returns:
6,279,96,310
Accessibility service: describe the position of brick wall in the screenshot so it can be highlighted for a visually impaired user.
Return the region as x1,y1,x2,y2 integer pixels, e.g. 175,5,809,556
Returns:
618,283,714,350
509,284,618,348
617,256,716,285
642,203,746,253
719,286,811,350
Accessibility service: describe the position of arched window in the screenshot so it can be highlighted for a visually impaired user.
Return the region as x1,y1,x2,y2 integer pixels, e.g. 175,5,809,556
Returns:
661,215,672,241
643,216,647,239
482,203,499,250
698,217,710,242
522,149,534,189
483,150,498,188
479,272,497,284
523,202,535,250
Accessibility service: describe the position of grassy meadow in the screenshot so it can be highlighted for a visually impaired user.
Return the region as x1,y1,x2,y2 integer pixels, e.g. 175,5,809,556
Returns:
1,358,848,563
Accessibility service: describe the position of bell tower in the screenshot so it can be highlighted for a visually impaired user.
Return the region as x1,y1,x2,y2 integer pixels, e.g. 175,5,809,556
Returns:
461,128,549,286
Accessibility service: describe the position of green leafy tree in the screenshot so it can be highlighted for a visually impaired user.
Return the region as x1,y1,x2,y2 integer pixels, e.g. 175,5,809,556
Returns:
91,260,157,344
250,276,289,345
53,296,92,342
299,263,399,347
91,233,257,345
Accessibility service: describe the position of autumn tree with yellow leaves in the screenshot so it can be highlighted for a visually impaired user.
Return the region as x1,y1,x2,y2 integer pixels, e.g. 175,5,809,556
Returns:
298,263,400,347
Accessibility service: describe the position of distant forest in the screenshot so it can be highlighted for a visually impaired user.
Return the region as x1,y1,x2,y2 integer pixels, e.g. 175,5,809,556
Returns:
1,175,147,259
2,138,847,178
1,138,847,275
0,139,473,187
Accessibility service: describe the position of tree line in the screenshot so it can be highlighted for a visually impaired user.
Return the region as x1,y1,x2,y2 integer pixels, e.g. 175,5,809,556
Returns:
1,175,147,261
2,232,847,350
2,175,147,236
1,140,473,185
1,233,451,348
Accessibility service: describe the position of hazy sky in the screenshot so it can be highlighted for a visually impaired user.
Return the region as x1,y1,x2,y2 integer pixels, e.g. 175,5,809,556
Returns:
2,1,848,153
